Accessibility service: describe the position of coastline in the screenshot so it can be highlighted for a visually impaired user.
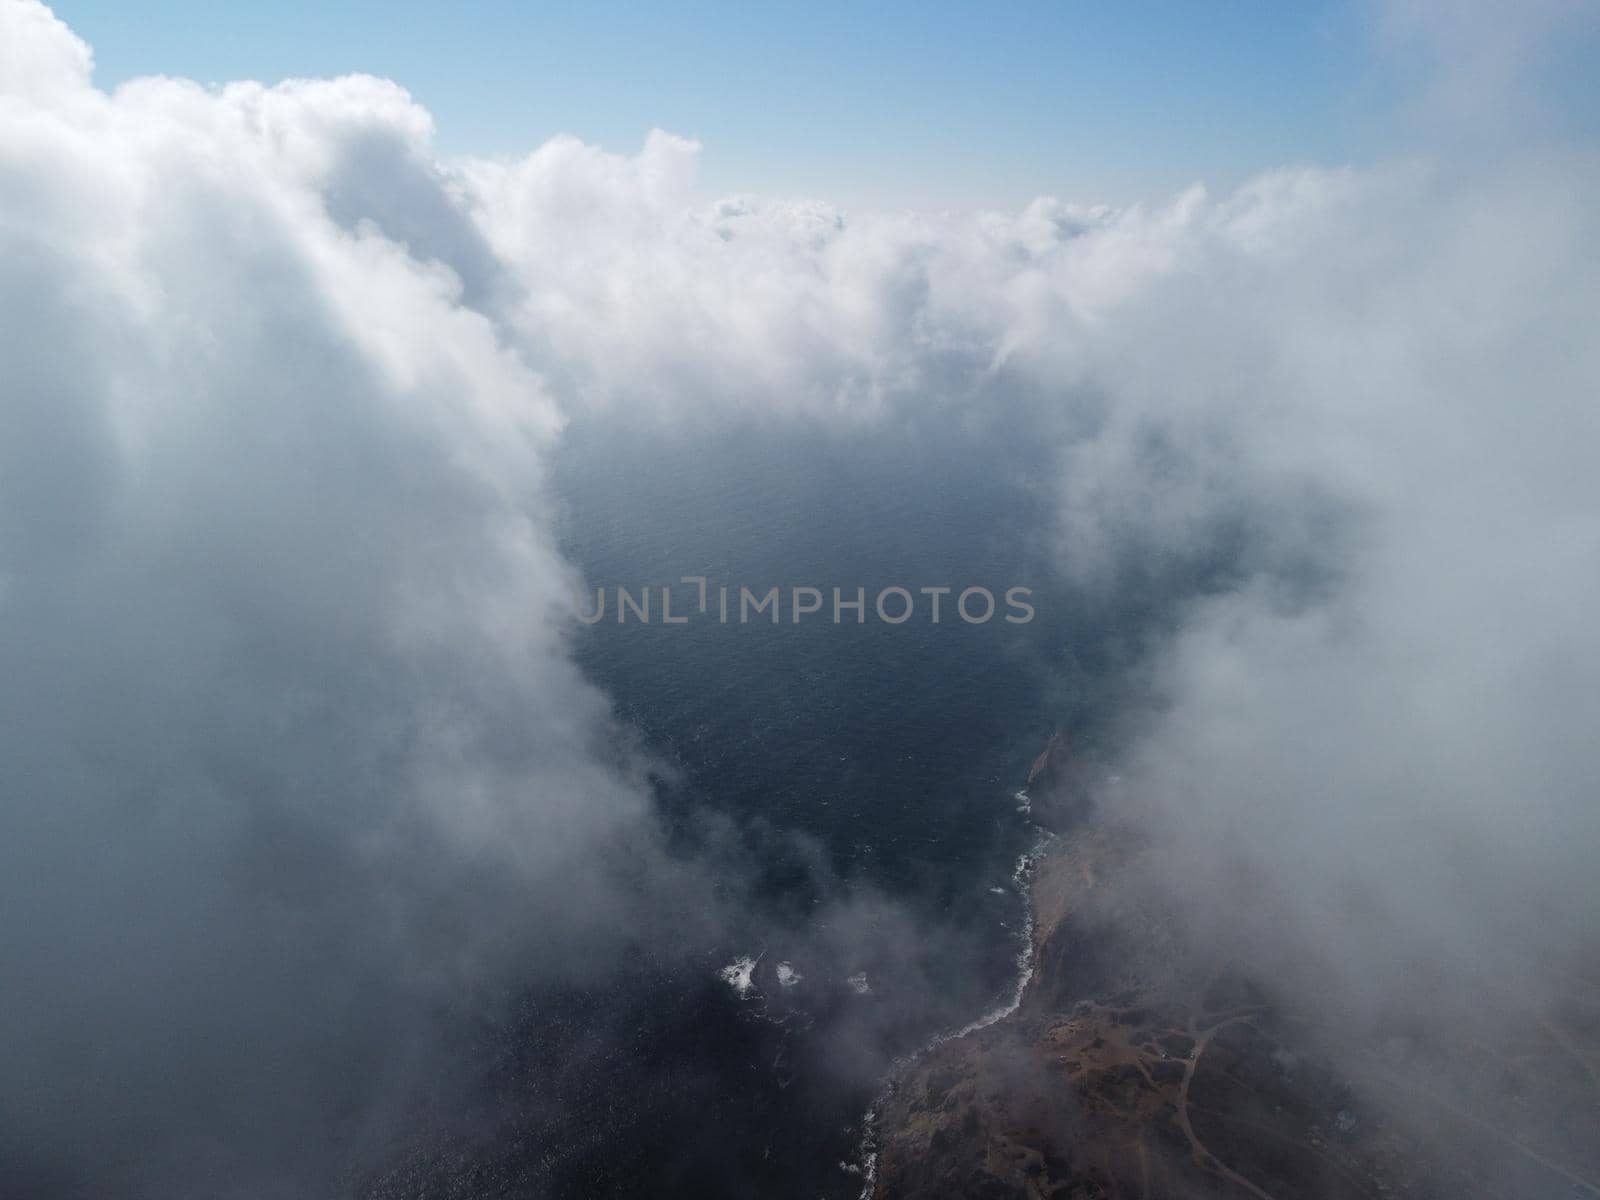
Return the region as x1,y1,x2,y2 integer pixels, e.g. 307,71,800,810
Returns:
851,833,1055,1200
864,736,1600,1200
849,735,1080,1200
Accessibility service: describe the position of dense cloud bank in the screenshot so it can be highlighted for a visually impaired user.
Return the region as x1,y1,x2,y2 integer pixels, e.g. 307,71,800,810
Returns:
0,5,677,1193
2,0,1597,1194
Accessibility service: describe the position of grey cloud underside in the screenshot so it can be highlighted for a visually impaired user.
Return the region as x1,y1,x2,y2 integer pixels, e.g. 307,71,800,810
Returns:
3,0,1599,1196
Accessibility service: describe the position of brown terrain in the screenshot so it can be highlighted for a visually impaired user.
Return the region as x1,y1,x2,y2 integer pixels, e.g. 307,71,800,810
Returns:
870,737,1600,1200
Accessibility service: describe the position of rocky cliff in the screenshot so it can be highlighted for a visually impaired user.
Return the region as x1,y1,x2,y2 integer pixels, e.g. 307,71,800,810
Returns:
870,740,1600,1200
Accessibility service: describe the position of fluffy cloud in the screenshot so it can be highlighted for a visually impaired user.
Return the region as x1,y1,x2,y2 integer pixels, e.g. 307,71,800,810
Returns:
1062,156,1600,1021
0,6,677,1194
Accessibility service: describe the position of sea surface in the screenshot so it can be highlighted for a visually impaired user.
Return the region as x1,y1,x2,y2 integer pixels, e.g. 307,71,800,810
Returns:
391,412,1139,1198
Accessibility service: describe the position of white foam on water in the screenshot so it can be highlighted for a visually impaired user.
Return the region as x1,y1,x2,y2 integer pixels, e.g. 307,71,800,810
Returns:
847,825,1057,1196
941,831,1053,1040
851,1100,880,1200
846,972,871,995
718,953,760,997
775,961,801,987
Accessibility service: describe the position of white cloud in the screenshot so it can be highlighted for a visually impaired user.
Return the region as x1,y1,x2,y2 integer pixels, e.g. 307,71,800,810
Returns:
0,4,671,1192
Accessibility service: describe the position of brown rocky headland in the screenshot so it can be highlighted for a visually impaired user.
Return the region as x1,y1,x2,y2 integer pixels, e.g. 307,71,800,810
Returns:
869,738,1600,1200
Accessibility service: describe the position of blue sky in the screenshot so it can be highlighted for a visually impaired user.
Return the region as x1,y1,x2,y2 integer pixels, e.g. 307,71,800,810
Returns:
43,1,1597,207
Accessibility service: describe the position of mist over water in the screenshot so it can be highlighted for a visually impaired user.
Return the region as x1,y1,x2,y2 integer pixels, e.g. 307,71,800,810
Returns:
498,419,1069,1195
366,400,1287,1196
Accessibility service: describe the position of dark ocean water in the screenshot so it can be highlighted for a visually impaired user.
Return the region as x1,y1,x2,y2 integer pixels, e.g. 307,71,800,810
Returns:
396,412,1144,1198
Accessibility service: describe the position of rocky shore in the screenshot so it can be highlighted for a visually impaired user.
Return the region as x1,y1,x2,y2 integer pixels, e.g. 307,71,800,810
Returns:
869,738,1600,1200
